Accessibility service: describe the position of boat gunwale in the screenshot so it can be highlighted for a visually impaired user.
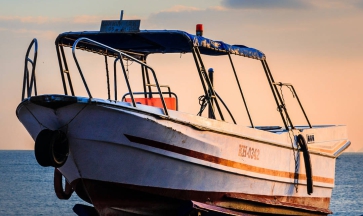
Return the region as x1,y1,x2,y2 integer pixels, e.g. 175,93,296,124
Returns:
18,95,338,187
17,94,348,159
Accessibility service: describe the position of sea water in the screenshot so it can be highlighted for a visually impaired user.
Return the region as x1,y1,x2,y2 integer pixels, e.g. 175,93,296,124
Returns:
0,151,88,215
0,151,362,215
330,153,363,215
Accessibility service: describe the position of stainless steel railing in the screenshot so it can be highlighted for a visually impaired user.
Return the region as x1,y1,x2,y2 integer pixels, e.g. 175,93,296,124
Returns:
21,38,38,101
71,37,169,116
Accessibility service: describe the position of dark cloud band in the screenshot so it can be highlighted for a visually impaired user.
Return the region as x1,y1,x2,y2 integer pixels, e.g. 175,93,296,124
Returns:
221,0,312,10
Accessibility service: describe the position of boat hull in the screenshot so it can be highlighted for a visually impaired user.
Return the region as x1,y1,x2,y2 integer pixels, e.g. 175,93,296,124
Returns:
66,138,332,215
16,95,350,215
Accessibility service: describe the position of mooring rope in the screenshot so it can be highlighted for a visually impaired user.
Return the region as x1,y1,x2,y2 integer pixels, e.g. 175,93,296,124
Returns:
125,59,134,80
25,105,49,130
278,83,300,193
58,103,89,131
197,94,210,116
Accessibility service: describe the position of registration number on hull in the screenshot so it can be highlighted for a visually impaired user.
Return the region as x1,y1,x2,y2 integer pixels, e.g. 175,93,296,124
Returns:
238,144,260,160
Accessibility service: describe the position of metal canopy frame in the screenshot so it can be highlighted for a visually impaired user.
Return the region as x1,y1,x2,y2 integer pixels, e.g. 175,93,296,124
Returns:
261,60,312,129
48,32,312,128
55,37,169,116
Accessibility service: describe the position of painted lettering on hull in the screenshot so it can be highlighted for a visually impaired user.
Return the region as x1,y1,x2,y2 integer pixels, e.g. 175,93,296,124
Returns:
238,144,260,160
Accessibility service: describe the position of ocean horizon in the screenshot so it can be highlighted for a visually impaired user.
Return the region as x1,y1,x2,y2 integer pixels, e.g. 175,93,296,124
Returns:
0,151,362,215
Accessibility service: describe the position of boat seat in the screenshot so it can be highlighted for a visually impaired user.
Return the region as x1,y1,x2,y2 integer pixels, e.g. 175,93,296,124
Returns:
124,97,177,110
122,92,178,110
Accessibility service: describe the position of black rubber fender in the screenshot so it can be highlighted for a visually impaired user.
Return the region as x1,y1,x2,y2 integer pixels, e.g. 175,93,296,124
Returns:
297,134,313,195
34,129,69,168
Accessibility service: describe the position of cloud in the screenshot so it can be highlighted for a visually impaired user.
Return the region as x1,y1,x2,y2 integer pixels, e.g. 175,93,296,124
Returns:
160,5,202,13
208,6,228,11
308,0,363,9
0,16,63,24
22,16,49,24
73,15,104,24
72,14,142,24
221,0,312,10
144,5,212,29
0,15,105,36
0,15,106,25
353,0,363,8
224,0,363,10
0,27,58,40
0,15,106,24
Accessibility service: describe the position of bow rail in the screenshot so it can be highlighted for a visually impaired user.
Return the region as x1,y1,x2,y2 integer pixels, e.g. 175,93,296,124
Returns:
21,38,38,101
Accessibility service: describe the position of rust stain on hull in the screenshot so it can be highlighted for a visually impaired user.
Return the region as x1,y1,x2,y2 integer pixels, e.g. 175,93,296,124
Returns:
71,178,332,215
222,193,331,215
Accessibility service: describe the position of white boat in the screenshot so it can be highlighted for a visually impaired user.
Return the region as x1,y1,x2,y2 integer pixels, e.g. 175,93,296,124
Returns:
16,13,350,215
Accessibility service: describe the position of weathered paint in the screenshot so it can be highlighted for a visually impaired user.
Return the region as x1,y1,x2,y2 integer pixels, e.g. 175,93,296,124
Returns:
124,134,334,185
16,95,350,215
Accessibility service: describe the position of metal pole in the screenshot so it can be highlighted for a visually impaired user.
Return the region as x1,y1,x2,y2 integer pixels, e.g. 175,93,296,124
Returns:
118,57,136,106
146,67,169,116
264,60,294,129
22,66,28,100
72,46,92,98
261,60,288,129
55,44,68,95
104,56,110,100
71,37,169,116
195,47,224,121
113,58,119,100
191,48,209,96
141,57,147,98
30,64,38,96
215,92,237,124
27,39,38,98
291,86,312,128
144,67,153,98
60,46,75,96
228,53,253,128
191,47,216,119
208,68,215,119
22,40,37,100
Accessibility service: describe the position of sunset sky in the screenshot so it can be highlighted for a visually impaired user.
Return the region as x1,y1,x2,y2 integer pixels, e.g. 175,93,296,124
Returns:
1,0,362,151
